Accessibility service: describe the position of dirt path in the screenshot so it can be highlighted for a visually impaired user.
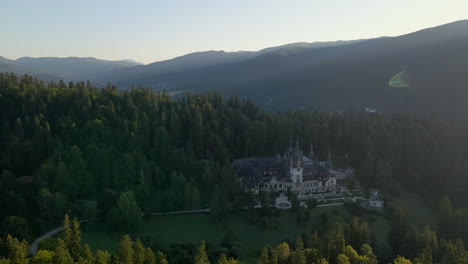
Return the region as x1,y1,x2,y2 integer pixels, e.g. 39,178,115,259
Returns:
29,225,64,255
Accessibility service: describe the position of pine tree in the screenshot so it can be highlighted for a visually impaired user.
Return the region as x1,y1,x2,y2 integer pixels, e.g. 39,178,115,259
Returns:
218,254,240,264
5,235,29,264
95,250,112,264
117,235,134,264
31,249,55,264
258,247,270,264
413,245,432,264
79,244,94,264
328,224,345,263
218,254,229,264
156,251,169,264
116,191,142,232
54,239,74,264
70,217,82,260
63,214,72,249
336,254,351,264
389,206,409,255
315,258,330,264
360,244,378,264
292,237,306,264
210,185,227,220
194,240,210,264
133,239,146,264
270,247,279,264
393,256,412,264
144,248,156,264
277,242,291,264
311,232,320,249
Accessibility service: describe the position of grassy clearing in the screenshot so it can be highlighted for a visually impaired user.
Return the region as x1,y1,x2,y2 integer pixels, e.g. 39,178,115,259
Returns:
82,206,391,263
383,178,436,227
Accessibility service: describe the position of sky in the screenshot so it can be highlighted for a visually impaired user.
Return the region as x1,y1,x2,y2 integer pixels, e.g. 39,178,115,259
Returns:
1,0,468,64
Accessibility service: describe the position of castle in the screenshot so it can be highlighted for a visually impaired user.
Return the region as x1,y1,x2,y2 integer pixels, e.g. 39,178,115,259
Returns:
233,138,353,195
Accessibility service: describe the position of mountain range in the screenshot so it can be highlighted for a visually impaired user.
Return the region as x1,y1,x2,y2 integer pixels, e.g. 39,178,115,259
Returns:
2,20,468,117
0,56,143,81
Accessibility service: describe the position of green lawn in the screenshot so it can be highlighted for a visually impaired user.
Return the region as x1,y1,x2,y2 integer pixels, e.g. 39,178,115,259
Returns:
82,206,391,263
383,178,436,227
80,180,437,263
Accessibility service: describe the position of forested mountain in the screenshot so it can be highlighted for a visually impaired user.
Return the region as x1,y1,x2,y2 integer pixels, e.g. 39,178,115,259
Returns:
2,73,468,254
97,40,362,88
3,22,468,117
104,20,468,117
5,21,468,117
0,56,142,81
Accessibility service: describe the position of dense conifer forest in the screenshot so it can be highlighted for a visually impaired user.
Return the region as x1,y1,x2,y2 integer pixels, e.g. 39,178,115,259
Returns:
3,73,468,263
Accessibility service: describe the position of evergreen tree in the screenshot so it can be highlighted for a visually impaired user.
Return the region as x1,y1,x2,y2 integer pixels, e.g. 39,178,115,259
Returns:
328,224,345,263
336,254,351,264
95,250,112,264
210,185,228,220
54,239,74,264
117,235,134,264
31,249,55,264
311,232,320,249
63,214,72,249
69,217,82,260
79,244,94,264
258,247,270,264
292,237,306,264
194,240,210,264
114,191,142,232
5,235,29,264
393,256,412,264
133,239,146,264
156,251,169,264
277,242,291,264
144,248,156,264
389,207,409,255
413,245,432,264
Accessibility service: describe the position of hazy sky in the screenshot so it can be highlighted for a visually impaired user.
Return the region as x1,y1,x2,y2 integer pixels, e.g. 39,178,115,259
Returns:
2,0,467,64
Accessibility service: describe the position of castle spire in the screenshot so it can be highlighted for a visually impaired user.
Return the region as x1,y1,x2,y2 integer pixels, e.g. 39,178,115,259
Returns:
289,136,292,152
309,138,315,157
328,147,332,161
296,134,299,147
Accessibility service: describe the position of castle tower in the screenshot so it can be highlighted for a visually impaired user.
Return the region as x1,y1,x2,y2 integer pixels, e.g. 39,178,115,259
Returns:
289,136,292,153
309,138,318,161
325,147,333,168
290,137,303,189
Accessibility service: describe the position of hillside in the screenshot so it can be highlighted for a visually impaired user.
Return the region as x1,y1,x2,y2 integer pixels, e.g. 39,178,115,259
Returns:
0,56,142,81
2,20,468,117
106,20,468,117
99,40,361,88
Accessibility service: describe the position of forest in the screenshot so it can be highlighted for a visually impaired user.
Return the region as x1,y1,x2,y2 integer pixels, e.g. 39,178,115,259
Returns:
2,73,468,263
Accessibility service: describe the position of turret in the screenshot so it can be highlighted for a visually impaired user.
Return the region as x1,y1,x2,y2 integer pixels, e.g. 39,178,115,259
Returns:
309,138,318,161
325,147,333,168
289,136,292,153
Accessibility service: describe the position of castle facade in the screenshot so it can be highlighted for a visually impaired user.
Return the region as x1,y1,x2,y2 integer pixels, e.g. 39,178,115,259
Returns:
233,139,352,195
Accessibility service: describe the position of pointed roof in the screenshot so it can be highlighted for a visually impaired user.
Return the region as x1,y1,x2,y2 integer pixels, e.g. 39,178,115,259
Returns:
309,139,315,157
